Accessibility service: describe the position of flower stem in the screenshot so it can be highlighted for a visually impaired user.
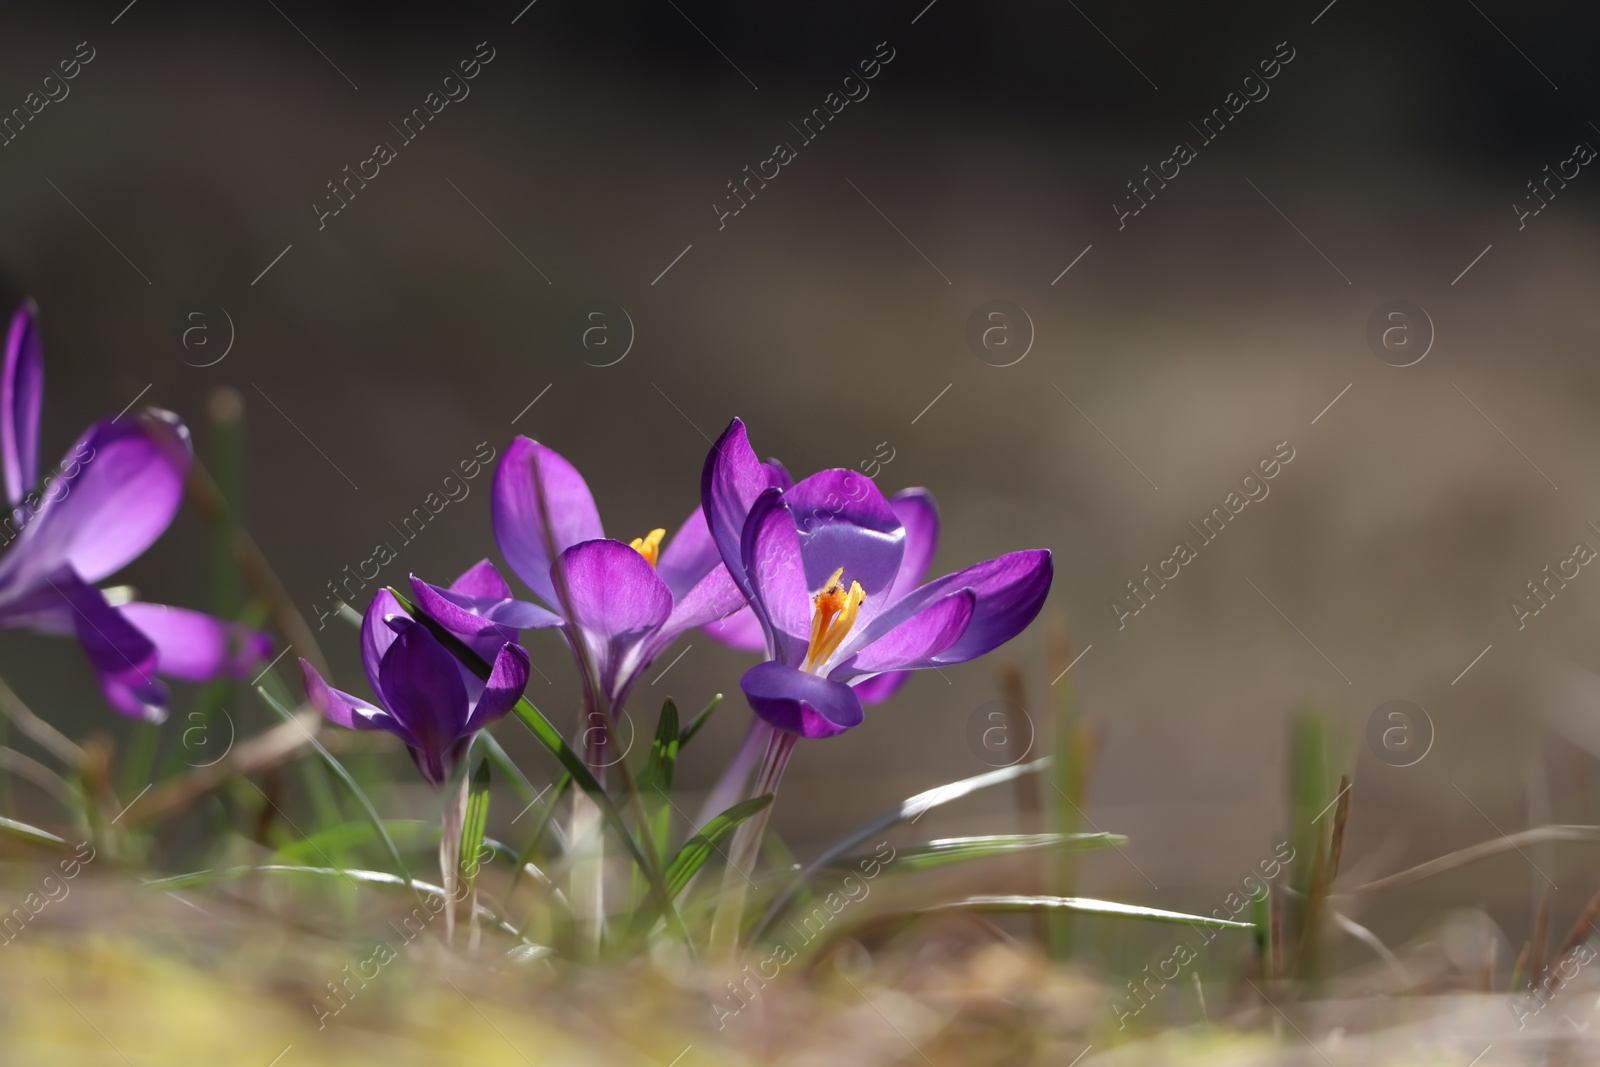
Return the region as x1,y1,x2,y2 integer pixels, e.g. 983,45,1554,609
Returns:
695,718,770,831
709,728,795,955
570,690,609,959
440,772,469,947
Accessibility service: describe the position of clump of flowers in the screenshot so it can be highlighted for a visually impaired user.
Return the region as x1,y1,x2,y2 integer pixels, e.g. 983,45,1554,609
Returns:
4,304,1181,973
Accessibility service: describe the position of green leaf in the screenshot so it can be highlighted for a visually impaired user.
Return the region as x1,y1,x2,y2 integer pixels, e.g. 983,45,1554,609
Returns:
255,685,417,897
664,794,774,900
0,815,68,850
270,819,435,864
638,699,680,867
269,819,525,869
825,833,1126,873
510,772,571,897
926,895,1256,930
1253,881,1272,977
479,730,541,813
678,693,722,747
459,759,492,895
385,587,687,942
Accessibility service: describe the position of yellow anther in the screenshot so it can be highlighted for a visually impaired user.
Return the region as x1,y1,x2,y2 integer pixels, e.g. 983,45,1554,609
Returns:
629,528,666,567
804,567,866,671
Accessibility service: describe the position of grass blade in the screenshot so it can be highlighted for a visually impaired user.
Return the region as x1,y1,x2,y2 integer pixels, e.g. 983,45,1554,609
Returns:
639,698,680,867
1353,825,1600,894
926,894,1257,930
255,685,417,897
0,814,68,850
479,730,540,815
679,693,722,747
664,793,773,899
753,756,1053,939
140,864,549,950
823,832,1126,874
459,758,492,896
509,772,571,894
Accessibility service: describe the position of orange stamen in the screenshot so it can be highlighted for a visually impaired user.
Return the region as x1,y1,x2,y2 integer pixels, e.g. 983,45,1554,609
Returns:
629,528,666,567
804,567,866,671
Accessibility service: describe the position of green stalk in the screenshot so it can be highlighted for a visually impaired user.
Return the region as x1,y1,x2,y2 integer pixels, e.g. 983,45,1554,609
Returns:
207,387,247,619
387,588,688,950
1047,620,1082,959
709,727,795,954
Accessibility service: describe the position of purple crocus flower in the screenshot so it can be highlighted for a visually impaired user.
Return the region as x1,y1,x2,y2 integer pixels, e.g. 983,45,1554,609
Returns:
703,418,1053,739
299,563,531,787
0,301,269,720
704,480,939,708
415,436,748,720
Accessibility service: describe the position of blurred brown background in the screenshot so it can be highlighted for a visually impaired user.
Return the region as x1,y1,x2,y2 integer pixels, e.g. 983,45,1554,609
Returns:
1,0,1598,952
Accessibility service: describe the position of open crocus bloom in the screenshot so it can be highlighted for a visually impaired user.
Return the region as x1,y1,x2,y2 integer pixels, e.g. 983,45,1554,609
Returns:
300,579,531,787
703,418,1053,739
705,478,939,709
0,302,269,720
453,435,747,711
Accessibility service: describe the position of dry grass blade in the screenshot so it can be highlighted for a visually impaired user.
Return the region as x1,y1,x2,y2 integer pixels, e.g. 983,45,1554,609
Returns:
1350,825,1600,895
0,672,83,767
1290,773,1352,981
121,707,321,827
1328,773,1352,881
183,455,328,677
1557,886,1600,959
1269,877,1283,980
1530,885,1553,988
1331,910,1411,986
1512,940,1531,990
997,661,1040,833
0,745,75,809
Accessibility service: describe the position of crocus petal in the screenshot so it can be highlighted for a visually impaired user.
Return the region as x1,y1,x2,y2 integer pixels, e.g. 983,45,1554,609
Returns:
411,573,559,648
763,458,795,492
850,670,912,706
654,452,794,601
360,588,407,702
299,658,405,738
842,550,1053,666
465,641,531,733
740,487,811,663
701,418,769,601
703,605,767,652
492,436,604,607
644,563,747,665
931,551,1052,664
45,568,163,721
835,589,974,676
888,489,939,598
378,624,472,786
98,673,170,722
2,302,43,507
449,558,514,601
0,412,190,591
117,603,271,682
783,469,905,595
655,507,720,601
558,539,674,669
850,486,941,634
697,454,797,653
740,660,864,739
